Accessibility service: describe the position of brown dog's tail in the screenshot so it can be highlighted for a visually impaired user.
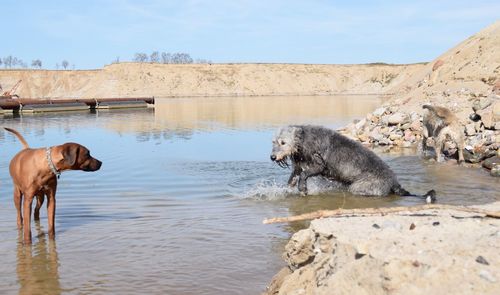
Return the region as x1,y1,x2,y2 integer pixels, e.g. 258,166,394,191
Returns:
4,127,29,149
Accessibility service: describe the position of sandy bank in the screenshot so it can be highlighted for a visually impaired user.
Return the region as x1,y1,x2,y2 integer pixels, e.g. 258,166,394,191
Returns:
264,202,500,295
0,63,424,99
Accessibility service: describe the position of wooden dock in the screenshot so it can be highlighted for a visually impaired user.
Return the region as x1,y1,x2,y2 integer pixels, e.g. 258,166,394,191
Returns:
0,97,154,113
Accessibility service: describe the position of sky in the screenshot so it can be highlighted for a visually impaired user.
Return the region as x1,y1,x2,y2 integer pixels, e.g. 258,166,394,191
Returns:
1,0,499,69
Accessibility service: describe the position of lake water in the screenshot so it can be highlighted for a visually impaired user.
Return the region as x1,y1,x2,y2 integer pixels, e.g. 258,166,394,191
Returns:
0,96,498,295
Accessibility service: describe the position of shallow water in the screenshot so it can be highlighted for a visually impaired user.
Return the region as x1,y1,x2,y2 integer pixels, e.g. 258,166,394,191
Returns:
0,96,498,295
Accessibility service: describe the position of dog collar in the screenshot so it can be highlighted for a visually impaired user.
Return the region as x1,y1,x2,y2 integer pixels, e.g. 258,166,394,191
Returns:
46,147,61,179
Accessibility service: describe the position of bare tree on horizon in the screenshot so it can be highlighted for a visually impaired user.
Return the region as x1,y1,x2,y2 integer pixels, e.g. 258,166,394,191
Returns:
31,59,42,69
3,56,13,68
133,52,148,63
161,52,171,64
150,51,160,63
62,60,69,69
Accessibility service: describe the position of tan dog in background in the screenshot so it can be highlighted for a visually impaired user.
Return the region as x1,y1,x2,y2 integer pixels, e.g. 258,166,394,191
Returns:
422,105,465,164
5,128,102,243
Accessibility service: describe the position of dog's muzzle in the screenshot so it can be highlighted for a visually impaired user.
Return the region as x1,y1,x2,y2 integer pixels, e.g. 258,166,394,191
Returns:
270,155,277,161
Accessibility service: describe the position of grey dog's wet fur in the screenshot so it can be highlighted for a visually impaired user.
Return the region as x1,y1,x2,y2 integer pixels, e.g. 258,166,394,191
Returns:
271,125,435,200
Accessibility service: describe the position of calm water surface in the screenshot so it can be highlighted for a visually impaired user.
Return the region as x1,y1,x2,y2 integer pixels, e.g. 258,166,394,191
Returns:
0,96,498,295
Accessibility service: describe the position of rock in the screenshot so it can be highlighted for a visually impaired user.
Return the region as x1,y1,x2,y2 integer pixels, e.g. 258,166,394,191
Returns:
404,129,415,142
265,205,500,295
469,113,481,122
357,132,369,142
378,138,393,146
388,106,399,114
477,109,495,129
464,149,496,164
493,80,500,95
432,59,445,71
475,256,489,265
491,165,500,177
495,122,500,130
380,126,390,135
387,112,409,125
355,118,367,130
389,133,402,141
369,129,383,142
479,270,497,283
410,119,422,131
472,98,493,112
482,156,500,170
493,101,500,120
402,141,413,148
372,107,386,117
465,123,476,136
475,121,484,132
283,229,315,270
400,122,411,130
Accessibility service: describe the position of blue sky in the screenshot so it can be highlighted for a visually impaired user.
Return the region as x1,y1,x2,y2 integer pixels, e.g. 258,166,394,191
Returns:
2,0,498,69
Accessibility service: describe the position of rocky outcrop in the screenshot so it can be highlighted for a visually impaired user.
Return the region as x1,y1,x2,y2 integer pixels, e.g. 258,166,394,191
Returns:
264,203,500,295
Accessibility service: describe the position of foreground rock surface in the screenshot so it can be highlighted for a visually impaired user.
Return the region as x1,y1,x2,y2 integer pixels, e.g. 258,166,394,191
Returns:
265,203,500,295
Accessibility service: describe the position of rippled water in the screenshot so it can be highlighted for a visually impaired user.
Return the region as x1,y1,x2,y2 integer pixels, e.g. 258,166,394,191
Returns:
0,96,498,295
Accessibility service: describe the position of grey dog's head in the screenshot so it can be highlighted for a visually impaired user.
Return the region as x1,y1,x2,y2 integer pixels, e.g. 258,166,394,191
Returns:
270,126,302,168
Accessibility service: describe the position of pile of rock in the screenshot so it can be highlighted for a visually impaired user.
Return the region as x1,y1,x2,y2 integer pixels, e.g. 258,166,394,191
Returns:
340,105,423,148
338,95,500,176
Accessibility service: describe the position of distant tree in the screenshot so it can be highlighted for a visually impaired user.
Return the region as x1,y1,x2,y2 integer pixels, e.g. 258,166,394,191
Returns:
171,53,193,64
31,59,42,69
161,52,171,64
150,51,160,63
133,52,148,63
111,56,120,64
56,63,60,70
3,56,13,68
62,60,69,69
0,58,2,67
12,57,19,68
19,60,27,68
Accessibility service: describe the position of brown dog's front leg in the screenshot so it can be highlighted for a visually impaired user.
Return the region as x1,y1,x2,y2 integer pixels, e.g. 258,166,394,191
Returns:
13,187,23,229
46,188,57,239
22,195,34,244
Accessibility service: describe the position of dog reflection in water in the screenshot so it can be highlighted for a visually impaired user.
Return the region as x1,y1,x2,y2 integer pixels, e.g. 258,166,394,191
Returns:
16,221,62,295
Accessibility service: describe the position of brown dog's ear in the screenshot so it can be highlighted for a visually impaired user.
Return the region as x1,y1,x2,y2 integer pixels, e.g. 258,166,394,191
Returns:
62,144,79,167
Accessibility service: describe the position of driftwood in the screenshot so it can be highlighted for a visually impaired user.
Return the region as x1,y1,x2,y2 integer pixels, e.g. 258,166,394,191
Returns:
263,204,500,224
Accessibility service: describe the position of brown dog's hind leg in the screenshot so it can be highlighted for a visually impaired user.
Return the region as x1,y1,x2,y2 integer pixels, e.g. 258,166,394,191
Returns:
34,193,45,221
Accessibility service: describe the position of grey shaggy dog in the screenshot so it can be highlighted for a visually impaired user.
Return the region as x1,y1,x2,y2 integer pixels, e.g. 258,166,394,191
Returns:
270,125,435,202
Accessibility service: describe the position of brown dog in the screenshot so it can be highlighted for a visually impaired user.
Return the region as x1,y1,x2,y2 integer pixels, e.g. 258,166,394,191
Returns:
4,127,102,243
422,105,465,164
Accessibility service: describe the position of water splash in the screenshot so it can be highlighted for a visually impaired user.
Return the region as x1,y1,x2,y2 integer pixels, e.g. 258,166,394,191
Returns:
241,179,295,200
241,177,346,200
